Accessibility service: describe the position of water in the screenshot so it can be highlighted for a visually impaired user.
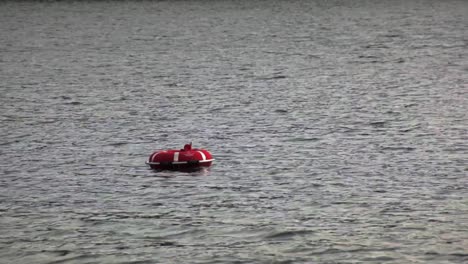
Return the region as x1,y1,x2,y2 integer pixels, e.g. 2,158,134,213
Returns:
1,0,467,263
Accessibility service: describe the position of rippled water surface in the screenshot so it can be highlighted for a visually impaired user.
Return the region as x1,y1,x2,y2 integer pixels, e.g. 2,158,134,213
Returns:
1,0,467,263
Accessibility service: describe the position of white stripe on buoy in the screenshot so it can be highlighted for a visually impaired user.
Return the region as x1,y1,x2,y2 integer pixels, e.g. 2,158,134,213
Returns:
173,152,179,162
197,151,206,161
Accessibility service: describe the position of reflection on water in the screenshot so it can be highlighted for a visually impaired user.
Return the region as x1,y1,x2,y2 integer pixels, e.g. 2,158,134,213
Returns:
1,0,467,263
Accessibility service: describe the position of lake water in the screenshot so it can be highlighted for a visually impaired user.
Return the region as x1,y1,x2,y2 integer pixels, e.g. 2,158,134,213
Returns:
1,0,467,263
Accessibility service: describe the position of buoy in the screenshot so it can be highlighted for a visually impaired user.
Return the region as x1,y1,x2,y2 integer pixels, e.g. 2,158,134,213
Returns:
146,143,214,171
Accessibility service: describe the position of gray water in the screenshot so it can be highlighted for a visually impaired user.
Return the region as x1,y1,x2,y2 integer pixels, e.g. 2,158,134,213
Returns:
1,0,467,263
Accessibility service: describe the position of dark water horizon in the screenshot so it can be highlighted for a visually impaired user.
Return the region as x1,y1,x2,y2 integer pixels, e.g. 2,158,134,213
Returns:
1,0,467,263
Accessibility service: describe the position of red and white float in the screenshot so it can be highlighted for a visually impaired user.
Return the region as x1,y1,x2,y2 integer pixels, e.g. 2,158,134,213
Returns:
146,143,214,171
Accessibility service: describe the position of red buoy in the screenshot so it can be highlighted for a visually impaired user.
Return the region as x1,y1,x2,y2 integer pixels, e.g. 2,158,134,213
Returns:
146,143,214,171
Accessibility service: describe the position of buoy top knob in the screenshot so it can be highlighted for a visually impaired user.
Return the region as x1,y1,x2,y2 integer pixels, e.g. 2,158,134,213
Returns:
183,143,192,151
